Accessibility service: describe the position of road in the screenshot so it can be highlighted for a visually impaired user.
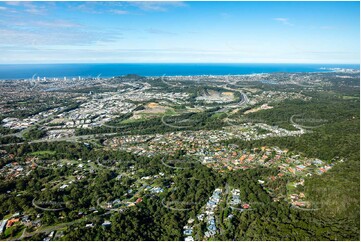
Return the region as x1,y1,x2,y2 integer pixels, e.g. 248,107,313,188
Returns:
216,91,249,113
32,198,65,212
0,132,117,147
16,210,110,240
2,110,63,140
19,218,86,240
160,115,193,129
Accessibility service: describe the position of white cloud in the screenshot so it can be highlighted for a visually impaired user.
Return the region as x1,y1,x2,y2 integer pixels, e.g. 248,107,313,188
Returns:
2,45,358,64
5,1,21,6
274,18,293,26
128,1,186,12
0,25,123,46
32,20,82,28
111,9,129,15
67,2,129,15
69,2,104,14
4,1,48,15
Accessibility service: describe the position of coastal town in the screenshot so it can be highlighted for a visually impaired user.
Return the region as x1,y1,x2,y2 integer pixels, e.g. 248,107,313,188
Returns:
0,70,359,241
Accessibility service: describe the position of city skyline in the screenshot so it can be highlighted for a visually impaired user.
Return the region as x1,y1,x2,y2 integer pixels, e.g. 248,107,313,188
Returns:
0,1,360,64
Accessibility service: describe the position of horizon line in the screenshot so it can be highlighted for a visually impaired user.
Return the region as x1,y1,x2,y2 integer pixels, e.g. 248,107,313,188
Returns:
0,62,359,65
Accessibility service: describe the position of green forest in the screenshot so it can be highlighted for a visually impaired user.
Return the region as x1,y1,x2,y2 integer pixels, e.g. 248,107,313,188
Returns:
0,75,359,241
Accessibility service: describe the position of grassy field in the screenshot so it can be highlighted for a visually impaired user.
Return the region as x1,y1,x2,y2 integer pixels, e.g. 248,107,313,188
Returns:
342,95,359,100
121,108,178,124
30,150,56,156
4,224,24,238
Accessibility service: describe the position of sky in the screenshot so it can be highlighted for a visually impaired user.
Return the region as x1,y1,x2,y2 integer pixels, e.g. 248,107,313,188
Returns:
0,1,359,64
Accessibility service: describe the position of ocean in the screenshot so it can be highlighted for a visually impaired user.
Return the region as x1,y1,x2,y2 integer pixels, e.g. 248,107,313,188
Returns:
0,63,359,79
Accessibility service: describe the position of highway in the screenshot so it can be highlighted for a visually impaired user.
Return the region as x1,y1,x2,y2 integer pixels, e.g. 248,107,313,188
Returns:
0,132,117,147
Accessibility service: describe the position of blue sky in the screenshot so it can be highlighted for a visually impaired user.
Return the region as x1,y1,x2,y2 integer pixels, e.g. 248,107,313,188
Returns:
0,1,359,64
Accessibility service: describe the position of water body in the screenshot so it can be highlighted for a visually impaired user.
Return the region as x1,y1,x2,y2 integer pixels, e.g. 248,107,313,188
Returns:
0,63,359,79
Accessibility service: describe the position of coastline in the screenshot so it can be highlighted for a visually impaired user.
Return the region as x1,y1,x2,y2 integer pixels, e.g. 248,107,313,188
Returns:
0,63,359,80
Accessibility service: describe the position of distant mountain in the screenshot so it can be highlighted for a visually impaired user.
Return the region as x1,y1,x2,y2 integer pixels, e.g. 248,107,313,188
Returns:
112,74,145,82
